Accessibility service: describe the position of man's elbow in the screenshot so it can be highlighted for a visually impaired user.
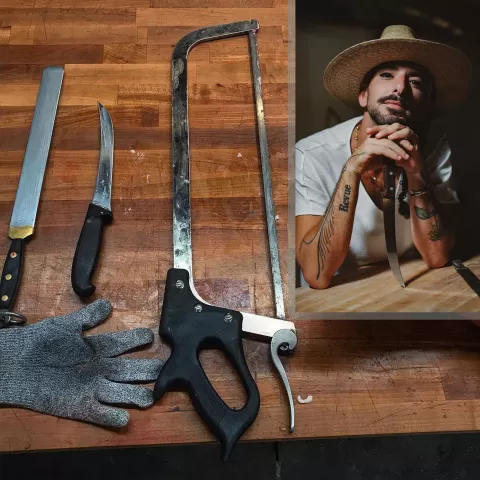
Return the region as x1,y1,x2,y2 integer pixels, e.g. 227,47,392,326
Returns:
423,254,449,269
416,234,453,269
303,270,333,290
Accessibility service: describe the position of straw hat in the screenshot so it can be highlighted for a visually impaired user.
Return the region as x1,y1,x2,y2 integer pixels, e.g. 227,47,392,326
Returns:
323,25,472,112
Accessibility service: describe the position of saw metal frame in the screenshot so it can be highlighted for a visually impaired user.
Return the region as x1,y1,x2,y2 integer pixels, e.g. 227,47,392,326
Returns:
170,19,297,431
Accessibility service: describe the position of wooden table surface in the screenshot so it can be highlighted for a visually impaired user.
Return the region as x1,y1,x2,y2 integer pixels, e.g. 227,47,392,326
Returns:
3,1,480,457
296,255,480,313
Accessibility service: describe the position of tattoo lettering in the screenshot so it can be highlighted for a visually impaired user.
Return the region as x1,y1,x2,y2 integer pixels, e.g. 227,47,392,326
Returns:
301,165,351,280
414,206,444,241
339,185,352,212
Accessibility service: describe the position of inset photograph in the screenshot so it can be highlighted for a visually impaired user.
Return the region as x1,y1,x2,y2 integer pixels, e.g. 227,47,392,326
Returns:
295,2,479,313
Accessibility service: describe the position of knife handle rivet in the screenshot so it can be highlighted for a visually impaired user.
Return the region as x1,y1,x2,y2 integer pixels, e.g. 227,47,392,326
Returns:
175,280,184,289
389,171,393,175
389,187,393,191
4,274,12,281
1,295,8,302
10,252,17,259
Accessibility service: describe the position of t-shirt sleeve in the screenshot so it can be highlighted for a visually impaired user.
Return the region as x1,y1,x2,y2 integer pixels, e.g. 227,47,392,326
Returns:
424,134,459,204
295,145,332,216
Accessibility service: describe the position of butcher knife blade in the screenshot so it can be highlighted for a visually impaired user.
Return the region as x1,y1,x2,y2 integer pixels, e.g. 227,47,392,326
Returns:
0,66,64,327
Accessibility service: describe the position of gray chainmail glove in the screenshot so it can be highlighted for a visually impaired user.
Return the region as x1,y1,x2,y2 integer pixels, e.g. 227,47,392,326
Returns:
0,299,163,427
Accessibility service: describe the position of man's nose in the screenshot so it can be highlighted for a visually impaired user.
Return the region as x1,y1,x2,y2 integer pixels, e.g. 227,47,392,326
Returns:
393,76,408,96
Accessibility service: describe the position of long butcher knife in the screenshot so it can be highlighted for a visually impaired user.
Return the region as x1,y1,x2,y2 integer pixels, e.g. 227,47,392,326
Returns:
71,103,114,298
0,66,64,327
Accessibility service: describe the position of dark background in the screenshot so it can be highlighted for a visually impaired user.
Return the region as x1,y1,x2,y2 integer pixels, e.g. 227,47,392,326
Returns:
4,433,480,479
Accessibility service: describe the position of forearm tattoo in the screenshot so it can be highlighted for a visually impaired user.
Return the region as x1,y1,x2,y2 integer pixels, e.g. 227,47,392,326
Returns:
302,166,348,279
339,185,352,212
414,205,444,241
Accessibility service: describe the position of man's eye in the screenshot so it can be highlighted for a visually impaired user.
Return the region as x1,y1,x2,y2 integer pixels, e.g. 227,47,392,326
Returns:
410,79,423,87
379,72,393,78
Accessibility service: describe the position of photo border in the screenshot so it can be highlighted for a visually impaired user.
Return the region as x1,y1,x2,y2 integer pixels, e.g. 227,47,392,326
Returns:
287,2,480,322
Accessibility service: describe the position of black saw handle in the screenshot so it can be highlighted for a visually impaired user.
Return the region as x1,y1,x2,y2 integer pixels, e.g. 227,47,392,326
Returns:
153,268,260,461
71,203,112,298
0,238,25,312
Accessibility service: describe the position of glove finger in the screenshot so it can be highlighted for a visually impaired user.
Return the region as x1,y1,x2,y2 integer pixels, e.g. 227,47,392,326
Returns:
89,403,130,428
85,328,154,357
102,357,164,382
97,379,154,408
71,299,112,331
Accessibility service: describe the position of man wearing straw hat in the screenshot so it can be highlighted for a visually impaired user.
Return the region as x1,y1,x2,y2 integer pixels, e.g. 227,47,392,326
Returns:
295,25,472,289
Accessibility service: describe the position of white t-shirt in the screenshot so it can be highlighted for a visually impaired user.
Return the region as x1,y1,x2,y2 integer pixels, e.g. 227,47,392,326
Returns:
296,116,458,268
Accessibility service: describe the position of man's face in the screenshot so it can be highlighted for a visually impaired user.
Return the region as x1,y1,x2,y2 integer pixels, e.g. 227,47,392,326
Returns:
358,62,434,126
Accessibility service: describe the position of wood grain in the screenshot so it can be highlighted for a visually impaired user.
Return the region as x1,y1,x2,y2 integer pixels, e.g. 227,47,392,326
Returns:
135,7,288,27
0,8,137,26
64,64,175,84
209,37,287,63
35,26,138,45
0,2,292,453
0,84,118,107
9,26,35,45
0,105,160,129
146,25,282,45
0,45,104,64
33,0,149,7
117,82,288,105
0,27,10,44
296,256,480,312
104,44,147,64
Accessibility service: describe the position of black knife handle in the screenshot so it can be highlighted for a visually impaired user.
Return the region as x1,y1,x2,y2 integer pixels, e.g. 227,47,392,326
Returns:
0,238,25,312
452,259,480,294
153,268,260,462
71,203,112,298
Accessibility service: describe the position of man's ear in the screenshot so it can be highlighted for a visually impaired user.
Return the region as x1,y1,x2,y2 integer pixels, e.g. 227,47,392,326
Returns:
358,89,368,108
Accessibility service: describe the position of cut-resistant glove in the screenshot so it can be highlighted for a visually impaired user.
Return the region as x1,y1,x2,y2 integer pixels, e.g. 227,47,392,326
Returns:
0,299,163,427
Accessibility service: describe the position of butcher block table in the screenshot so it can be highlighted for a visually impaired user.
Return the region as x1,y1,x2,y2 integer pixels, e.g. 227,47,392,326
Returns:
296,255,480,313
3,0,480,457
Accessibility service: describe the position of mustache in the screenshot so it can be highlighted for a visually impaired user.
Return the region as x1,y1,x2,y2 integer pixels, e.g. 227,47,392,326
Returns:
379,95,407,108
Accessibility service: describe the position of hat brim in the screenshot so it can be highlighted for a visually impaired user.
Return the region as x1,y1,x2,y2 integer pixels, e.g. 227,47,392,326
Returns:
323,37,472,112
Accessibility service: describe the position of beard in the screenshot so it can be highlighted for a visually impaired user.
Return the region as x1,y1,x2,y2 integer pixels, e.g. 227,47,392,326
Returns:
368,101,410,126
366,93,428,127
